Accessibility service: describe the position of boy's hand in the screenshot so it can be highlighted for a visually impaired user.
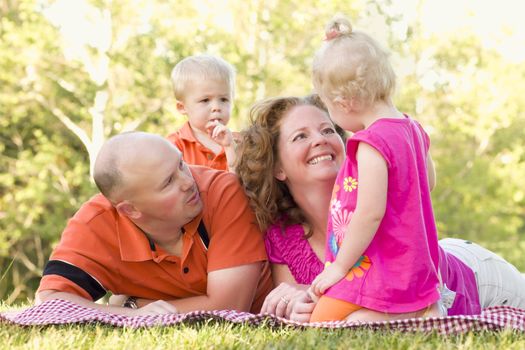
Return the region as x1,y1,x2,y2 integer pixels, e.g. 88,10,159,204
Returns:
309,261,347,297
208,121,233,147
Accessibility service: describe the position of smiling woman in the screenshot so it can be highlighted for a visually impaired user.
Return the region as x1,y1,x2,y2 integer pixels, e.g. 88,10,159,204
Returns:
236,95,345,237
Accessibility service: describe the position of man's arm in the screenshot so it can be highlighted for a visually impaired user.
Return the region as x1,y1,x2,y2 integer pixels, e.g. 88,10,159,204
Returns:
36,289,177,316
132,262,263,313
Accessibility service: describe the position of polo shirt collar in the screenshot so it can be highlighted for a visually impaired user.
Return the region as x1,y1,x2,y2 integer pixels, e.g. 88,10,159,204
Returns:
116,211,203,262
183,213,201,237
178,121,199,143
117,215,155,262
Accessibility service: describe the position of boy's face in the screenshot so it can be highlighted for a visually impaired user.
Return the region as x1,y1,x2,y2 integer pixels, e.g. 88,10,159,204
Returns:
177,79,233,135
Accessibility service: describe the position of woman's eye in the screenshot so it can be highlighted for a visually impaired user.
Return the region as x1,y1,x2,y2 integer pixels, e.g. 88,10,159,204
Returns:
292,133,306,142
322,127,336,134
221,97,229,102
200,98,209,103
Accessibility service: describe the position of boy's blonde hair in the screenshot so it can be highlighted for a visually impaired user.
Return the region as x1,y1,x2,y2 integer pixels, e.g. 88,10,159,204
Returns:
312,14,396,107
170,54,236,101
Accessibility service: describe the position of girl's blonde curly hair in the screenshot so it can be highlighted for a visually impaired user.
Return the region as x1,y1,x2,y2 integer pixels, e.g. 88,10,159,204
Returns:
313,14,396,107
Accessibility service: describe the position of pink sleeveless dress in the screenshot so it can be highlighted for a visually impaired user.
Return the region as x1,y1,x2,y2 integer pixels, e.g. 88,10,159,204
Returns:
324,116,440,313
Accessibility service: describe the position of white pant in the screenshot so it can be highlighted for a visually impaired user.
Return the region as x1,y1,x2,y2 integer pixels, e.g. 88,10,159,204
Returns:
440,238,525,309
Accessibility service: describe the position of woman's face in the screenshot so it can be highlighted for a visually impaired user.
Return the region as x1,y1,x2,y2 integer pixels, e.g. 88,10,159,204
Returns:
275,104,345,186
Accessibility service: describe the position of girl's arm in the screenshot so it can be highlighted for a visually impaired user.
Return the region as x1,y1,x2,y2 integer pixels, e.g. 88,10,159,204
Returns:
310,142,387,295
426,152,436,191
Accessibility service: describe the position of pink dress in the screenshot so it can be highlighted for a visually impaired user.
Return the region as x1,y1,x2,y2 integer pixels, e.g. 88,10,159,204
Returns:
325,116,440,313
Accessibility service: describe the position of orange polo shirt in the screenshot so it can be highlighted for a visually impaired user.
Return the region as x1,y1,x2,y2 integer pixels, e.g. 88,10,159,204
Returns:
38,166,272,313
167,122,228,170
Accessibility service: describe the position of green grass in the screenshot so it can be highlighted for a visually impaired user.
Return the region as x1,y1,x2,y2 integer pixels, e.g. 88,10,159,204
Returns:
2,319,525,349
1,304,525,349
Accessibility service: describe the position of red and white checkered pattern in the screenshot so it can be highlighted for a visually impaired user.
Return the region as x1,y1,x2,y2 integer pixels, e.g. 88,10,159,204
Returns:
1,299,524,333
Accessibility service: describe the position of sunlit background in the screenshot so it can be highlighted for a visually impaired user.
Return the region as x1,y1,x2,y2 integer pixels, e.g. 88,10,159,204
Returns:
1,0,524,303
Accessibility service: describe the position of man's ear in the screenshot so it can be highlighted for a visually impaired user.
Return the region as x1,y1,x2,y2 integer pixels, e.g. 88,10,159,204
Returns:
115,201,141,220
176,101,187,115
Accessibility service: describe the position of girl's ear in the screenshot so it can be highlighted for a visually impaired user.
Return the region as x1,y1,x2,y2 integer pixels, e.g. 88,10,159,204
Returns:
274,164,287,181
115,201,142,219
335,95,365,113
334,96,353,113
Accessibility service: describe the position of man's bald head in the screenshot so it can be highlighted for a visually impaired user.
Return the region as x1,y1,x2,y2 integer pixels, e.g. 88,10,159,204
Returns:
93,132,177,201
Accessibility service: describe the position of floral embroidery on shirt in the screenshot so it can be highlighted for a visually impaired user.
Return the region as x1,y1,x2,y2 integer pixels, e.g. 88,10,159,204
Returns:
330,199,341,215
324,255,371,281
328,232,338,256
344,255,371,281
332,208,352,246
343,176,358,192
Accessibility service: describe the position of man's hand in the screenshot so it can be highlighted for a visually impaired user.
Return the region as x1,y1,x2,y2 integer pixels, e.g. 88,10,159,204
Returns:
309,262,347,297
36,290,177,316
108,294,128,307
128,300,177,316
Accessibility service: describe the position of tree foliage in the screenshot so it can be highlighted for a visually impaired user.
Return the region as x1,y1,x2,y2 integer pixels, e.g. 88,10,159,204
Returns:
1,0,524,302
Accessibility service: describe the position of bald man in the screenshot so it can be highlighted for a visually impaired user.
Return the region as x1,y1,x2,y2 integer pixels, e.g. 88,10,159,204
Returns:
36,132,272,316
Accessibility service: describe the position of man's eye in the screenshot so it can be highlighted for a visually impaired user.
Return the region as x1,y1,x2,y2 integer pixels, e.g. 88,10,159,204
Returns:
221,97,229,102
200,98,209,103
322,127,336,134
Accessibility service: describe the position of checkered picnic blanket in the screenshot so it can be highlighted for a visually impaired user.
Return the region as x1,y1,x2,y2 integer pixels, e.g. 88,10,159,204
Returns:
1,299,524,333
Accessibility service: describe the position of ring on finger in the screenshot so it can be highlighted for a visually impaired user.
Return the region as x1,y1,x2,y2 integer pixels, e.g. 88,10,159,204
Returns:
280,296,290,305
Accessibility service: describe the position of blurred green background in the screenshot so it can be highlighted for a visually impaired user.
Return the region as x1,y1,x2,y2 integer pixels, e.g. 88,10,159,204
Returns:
1,0,524,303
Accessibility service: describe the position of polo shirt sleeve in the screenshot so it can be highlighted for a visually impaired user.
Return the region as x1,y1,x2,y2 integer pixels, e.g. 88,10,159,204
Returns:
204,173,268,272
37,207,121,301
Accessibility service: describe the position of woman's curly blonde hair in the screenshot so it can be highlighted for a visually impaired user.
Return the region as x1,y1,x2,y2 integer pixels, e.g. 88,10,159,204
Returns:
236,95,345,237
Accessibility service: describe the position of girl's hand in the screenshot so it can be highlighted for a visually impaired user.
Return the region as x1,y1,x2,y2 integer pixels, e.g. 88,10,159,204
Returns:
309,262,347,297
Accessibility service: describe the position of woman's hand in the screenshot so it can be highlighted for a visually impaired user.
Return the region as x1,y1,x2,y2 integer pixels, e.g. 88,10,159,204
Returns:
288,292,316,323
261,282,308,318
